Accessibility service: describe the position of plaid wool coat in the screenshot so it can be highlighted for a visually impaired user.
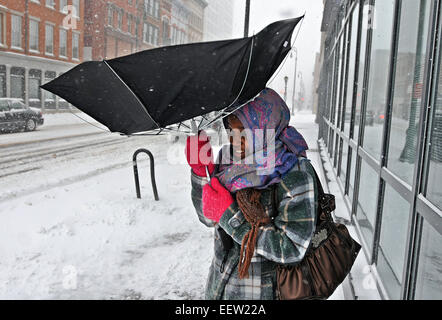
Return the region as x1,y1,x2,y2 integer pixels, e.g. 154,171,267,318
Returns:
191,158,319,300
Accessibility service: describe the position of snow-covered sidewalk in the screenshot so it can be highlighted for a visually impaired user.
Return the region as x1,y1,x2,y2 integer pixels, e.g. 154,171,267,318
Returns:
0,111,347,300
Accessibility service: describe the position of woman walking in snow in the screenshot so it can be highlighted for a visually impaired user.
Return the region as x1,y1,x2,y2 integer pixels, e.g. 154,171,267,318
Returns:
185,88,319,300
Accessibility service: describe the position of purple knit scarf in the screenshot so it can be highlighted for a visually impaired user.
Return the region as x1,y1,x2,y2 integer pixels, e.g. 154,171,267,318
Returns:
216,88,309,192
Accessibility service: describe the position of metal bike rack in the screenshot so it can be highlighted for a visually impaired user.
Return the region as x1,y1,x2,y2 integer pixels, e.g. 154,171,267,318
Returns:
133,149,159,201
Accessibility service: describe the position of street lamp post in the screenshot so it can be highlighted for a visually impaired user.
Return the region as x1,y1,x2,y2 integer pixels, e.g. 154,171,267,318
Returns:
244,0,251,37
298,71,303,110
291,47,298,115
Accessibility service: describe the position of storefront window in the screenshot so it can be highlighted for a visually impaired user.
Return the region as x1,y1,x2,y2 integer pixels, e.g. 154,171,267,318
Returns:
414,219,442,299
377,185,411,299
10,67,25,100
334,34,344,126
387,0,431,185
362,0,395,159
29,69,42,108
344,4,359,136
44,71,57,109
426,38,442,210
0,65,5,97
352,0,370,142
348,147,357,201
339,140,348,184
356,160,379,252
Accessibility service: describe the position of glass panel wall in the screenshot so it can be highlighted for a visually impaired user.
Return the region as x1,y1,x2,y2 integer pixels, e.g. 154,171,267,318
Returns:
339,140,349,185
10,67,25,100
0,65,5,98
317,0,441,300
362,0,395,159
377,184,411,299
387,0,431,185
355,160,379,252
344,4,359,137
352,0,370,142
348,148,357,200
414,220,442,299
426,42,442,210
29,69,42,108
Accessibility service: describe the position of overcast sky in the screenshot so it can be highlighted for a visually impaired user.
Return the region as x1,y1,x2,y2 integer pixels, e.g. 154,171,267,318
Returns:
231,0,324,110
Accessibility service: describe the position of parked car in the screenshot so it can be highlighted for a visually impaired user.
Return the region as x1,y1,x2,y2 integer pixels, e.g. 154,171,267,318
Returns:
0,98,44,133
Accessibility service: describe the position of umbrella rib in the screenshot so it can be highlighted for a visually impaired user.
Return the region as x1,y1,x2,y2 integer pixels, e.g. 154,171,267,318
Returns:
200,36,255,130
200,16,305,131
103,60,161,129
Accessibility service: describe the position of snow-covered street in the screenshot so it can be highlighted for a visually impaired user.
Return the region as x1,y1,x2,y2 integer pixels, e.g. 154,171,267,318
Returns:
0,111,349,300
0,112,212,299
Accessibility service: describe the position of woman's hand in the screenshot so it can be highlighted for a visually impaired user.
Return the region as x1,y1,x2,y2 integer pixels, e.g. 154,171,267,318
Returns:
185,130,215,178
202,178,234,223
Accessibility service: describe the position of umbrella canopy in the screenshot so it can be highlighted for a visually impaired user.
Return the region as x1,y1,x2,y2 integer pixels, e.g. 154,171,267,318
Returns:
41,16,304,135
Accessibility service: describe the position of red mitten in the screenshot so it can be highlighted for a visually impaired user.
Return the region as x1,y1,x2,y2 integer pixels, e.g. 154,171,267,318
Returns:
203,178,234,223
185,131,215,177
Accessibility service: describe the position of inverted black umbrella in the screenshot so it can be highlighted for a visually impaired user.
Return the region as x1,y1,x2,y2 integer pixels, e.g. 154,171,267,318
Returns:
41,16,304,135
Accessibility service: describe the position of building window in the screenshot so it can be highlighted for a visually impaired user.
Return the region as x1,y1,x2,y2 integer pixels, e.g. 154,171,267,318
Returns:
60,0,68,14
344,5,359,136
45,24,54,55
72,32,79,60
117,9,123,30
143,23,148,43
108,6,114,27
355,160,379,254
353,1,370,142
45,0,55,9
10,67,25,100
154,0,159,18
29,19,39,52
143,23,159,45
44,71,56,109
144,0,159,18
127,14,132,34
377,185,411,299
387,0,431,185
72,0,80,18
362,0,395,159
59,28,67,57
426,29,442,210
0,12,5,46
414,220,442,299
162,18,170,42
11,15,22,49
29,69,42,107
0,65,6,98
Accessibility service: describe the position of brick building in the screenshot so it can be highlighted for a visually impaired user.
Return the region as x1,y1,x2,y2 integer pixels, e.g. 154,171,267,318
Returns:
84,0,141,60
0,0,84,110
183,0,206,43
83,0,207,61
160,0,172,46
169,0,206,46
